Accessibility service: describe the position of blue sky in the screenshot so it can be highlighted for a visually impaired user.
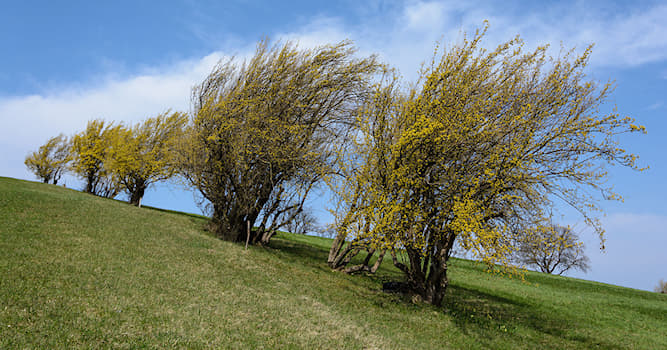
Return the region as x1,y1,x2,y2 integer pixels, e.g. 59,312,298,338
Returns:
1,0,665,291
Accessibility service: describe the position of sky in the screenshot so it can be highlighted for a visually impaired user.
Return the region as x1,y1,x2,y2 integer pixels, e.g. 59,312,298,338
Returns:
1,0,665,292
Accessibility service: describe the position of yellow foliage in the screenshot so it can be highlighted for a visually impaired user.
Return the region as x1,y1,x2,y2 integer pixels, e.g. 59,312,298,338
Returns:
106,111,187,205
70,119,122,197
179,39,380,243
329,24,644,306
24,134,70,184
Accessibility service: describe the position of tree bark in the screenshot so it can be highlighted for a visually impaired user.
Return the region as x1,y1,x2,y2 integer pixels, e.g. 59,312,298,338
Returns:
129,183,146,207
85,173,95,193
211,205,263,244
394,236,455,307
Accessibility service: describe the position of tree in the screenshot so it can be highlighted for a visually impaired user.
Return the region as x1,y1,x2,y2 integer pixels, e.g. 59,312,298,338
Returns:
327,71,404,275
284,207,318,235
70,119,122,197
513,222,590,275
24,134,70,184
178,40,379,244
655,279,667,294
107,111,187,206
328,25,645,306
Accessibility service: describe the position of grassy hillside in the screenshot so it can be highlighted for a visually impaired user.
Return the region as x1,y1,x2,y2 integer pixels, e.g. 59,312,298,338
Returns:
1,177,665,349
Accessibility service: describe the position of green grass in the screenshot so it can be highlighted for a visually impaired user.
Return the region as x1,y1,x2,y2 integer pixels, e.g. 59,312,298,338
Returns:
1,176,665,349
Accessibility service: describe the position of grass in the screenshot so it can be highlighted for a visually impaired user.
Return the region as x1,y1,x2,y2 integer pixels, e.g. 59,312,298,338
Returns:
1,176,665,349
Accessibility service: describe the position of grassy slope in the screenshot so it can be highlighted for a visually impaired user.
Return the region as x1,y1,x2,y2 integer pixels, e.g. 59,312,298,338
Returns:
0,177,665,349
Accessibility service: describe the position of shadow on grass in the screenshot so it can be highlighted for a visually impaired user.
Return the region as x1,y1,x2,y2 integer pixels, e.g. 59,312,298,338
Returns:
444,284,623,349
265,237,627,349
267,236,330,268
271,235,403,275
227,231,629,348
141,205,209,220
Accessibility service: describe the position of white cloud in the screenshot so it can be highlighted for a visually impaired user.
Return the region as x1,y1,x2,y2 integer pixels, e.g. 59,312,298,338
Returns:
0,52,230,181
275,17,350,49
604,212,667,236
403,1,446,31
375,1,667,68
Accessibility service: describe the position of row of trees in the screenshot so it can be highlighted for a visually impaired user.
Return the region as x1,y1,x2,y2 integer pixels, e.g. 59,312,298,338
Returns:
26,112,186,206
26,26,644,306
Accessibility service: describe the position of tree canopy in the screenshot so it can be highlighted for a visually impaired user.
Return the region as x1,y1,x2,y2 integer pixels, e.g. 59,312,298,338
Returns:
22,31,645,307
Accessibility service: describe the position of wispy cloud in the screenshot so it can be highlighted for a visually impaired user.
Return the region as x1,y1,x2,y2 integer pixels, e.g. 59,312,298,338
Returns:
278,1,667,78
0,52,229,180
647,102,663,110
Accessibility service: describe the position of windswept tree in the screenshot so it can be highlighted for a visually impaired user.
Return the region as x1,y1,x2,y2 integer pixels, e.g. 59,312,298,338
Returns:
513,222,590,275
107,111,187,206
328,25,645,306
70,119,122,197
24,134,71,184
178,40,380,244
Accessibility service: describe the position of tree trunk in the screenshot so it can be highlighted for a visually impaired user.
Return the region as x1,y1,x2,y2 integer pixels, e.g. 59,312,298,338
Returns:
85,173,95,193
129,183,146,207
343,249,386,274
422,238,455,307
396,237,455,307
328,232,348,267
211,205,261,243
423,253,449,306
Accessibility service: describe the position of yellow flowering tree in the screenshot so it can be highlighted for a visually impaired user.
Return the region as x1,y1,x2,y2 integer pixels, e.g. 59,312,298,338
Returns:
107,111,187,206
328,25,645,306
70,119,122,197
179,40,380,244
24,134,71,185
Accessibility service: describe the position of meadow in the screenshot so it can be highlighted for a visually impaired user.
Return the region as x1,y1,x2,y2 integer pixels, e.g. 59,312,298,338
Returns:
1,177,665,349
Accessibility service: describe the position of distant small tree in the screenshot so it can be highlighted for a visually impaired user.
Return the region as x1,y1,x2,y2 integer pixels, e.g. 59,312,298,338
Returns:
70,119,122,197
284,208,318,235
24,134,70,184
514,223,590,275
319,225,337,239
655,279,667,294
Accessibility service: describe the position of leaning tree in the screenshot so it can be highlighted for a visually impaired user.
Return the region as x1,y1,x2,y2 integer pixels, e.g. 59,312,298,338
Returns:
328,26,645,306
178,40,380,244
70,119,123,197
24,134,70,185
107,111,187,206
